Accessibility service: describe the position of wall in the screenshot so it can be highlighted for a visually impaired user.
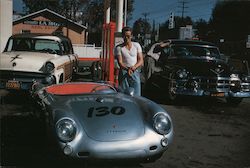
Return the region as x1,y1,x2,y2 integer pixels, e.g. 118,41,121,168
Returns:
13,15,85,44
73,44,101,58
0,0,12,52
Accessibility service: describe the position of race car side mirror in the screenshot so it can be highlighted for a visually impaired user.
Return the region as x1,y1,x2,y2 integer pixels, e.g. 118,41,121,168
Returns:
124,87,135,96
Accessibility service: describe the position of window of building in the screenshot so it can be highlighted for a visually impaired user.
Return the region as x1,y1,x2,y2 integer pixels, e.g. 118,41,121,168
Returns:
21,30,31,34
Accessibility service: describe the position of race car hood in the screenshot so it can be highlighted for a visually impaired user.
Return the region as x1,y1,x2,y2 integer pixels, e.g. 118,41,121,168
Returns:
0,51,56,73
170,57,230,76
55,94,145,141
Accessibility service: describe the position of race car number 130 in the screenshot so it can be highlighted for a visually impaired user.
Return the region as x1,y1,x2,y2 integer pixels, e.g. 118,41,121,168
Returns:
87,106,125,118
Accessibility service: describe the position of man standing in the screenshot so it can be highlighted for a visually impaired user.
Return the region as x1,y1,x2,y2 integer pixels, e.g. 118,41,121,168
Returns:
144,40,171,80
115,26,143,96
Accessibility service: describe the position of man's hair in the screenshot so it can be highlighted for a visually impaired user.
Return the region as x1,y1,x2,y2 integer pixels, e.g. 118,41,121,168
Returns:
122,26,132,36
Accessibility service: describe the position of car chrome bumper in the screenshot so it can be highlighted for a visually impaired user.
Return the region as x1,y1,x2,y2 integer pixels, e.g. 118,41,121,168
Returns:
175,88,250,98
0,70,55,90
57,128,173,160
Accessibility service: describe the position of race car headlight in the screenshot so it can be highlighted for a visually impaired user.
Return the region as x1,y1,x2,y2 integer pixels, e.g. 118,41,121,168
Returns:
56,118,77,142
176,69,188,79
45,62,55,73
153,113,171,135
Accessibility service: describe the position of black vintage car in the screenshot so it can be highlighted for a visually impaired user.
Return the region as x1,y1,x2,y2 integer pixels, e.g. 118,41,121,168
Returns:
145,40,250,105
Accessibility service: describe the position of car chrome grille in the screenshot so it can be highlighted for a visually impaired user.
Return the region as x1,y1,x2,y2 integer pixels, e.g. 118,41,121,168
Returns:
193,76,230,92
241,82,250,91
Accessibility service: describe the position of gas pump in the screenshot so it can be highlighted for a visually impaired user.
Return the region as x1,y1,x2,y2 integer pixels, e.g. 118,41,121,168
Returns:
101,22,116,83
97,0,125,86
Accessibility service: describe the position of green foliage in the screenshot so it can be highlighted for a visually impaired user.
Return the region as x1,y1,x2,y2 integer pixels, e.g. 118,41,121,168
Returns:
23,0,87,22
133,18,151,35
194,19,210,41
210,1,250,41
210,1,250,58
22,0,135,46
23,0,61,13
132,18,151,46
158,16,193,40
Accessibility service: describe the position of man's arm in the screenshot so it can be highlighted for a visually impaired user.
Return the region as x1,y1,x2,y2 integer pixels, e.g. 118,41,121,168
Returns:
117,54,128,70
131,52,143,71
115,45,128,70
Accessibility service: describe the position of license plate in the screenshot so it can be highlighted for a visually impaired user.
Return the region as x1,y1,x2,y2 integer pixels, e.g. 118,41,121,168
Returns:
6,80,21,89
211,92,225,97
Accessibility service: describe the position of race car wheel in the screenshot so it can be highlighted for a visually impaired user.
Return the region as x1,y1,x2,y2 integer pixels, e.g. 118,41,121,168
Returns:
226,97,243,106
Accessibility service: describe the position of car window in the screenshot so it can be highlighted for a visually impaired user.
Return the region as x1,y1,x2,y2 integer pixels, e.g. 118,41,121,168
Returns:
5,37,62,55
6,39,13,51
11,38,31,51
35,40,60,54
62,40,70,54
172,46,191,57
172,45,220,58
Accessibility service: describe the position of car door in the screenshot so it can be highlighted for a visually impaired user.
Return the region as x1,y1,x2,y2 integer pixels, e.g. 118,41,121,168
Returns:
61,40,77,81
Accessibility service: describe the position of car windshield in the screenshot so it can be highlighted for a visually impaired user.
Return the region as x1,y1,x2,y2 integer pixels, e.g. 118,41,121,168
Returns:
171,45,220,59
5,37,61,55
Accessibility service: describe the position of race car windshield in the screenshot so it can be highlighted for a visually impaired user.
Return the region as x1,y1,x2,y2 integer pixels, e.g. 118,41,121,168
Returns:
5,38,61,55
172,45,220,59
45,83,117,95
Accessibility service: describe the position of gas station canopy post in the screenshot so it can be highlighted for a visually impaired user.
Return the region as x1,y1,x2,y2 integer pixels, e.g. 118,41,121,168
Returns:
104,0,111,24
116,0,124,32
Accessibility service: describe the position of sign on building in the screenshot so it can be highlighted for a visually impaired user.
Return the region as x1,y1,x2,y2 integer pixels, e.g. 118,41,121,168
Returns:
179,25,194,40
168,12,175,29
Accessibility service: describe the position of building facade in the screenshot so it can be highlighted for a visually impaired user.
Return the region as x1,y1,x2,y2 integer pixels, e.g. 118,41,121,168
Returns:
13,8,87,44
0,0,12,52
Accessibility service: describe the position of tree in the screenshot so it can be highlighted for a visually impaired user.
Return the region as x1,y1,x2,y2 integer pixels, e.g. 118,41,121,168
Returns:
23,0,87,22
132,18,151,46
193,19,210,41
22,0,135,46
210,1,250,57
83,0,134,45
23,0,61,13
60,0,87,22
159,16,193,40
210,1,250,42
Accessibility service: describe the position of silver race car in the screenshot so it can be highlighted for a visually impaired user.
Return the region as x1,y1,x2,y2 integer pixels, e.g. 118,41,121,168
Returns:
32,82,173,162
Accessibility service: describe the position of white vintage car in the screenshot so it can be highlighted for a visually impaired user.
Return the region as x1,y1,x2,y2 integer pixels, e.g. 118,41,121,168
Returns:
0,34,78,91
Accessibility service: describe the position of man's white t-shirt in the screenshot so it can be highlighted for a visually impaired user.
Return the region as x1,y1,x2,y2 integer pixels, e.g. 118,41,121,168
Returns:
115,42,142,67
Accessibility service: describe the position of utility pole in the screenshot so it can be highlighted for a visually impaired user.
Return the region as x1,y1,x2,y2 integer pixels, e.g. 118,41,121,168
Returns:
142,12,149,21
178,0,188,20
116,0,124,32
124,0,127,26
178,0,188,27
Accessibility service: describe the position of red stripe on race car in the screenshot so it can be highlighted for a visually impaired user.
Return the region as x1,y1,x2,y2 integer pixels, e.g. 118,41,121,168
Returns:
46,83,103,95
78,58,100,61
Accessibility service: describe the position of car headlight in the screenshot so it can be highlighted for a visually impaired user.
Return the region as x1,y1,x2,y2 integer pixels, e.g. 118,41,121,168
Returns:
230,73,239,79
153,113,171,135
56,118,77,142
44,75,56,85
45,62,55,73
176,69,188,79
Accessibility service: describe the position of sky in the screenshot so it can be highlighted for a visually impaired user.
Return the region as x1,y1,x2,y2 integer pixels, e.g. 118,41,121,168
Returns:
13,0,218,26
128,0,218,26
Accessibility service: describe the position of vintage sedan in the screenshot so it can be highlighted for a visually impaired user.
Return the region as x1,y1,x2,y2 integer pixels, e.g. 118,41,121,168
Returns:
145,40,250,105
0,33,78,91
32,82,173,162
